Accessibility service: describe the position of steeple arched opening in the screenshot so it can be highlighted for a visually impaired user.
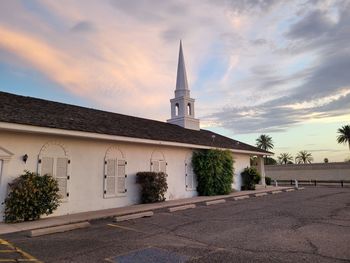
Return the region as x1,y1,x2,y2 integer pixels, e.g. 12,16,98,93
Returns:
187,103,191,116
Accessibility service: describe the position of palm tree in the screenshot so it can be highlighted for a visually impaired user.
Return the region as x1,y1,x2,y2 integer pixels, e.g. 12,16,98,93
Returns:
295,151,313,164
256,134,274,151
278,153,293,165
256,134,274,165
337,125,350,150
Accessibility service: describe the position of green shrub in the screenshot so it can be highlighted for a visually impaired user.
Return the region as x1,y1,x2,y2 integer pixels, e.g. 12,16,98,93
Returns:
136,172,168,203
192,149,234,196
265,176,272,185
241,167,261,190
4,171,61,223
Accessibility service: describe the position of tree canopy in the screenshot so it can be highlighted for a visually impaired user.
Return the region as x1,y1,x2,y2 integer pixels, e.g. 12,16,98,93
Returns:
256,134,274,151
295,151,313,164
278,153,293,165
337,125,350,150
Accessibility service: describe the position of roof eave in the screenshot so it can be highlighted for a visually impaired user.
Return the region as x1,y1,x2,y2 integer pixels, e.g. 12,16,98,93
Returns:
0,121,269,156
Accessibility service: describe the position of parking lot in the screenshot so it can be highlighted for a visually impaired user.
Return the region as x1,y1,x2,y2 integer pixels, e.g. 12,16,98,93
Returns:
1,187,350,262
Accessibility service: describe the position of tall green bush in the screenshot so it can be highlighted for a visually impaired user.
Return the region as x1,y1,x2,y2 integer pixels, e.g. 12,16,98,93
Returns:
241,167,261,190
4,171,61,223
136,172,168,203
192,149,234,196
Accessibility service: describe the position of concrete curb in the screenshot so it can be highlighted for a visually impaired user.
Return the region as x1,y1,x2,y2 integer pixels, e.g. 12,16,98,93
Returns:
169,204,196,212
0,186,295,235
205,199,226,206
28,222,90,237
272,190,282,194
255,193,268,197
114,211,154,222
234,195,250,200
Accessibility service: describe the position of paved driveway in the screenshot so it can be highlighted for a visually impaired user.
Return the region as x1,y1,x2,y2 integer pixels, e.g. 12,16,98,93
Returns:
1,187,350,262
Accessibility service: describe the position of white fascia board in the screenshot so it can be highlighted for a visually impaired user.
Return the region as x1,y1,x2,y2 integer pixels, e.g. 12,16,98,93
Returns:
0,122,270,156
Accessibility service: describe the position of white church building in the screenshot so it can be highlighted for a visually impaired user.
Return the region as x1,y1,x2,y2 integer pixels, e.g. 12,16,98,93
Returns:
0,42,270,221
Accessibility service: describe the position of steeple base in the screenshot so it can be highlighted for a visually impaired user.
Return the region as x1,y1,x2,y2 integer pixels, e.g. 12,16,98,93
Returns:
167,116,200,130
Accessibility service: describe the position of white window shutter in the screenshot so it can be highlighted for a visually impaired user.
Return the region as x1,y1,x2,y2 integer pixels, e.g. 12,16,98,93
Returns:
41,157,54,176
159,160,167,174
151,160,160,172
56,157,69,199
104,159,116,197
117,159,127,194
186,162,196,190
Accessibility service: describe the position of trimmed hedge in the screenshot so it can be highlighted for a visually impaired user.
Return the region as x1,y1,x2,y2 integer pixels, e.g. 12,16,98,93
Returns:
136,172,168,203
192,149,234,196
4,171,61,223
241,167,261,190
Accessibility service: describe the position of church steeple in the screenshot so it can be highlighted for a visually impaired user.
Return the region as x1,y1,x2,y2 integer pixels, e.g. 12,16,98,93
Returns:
175,41,189,97
167,41,200,130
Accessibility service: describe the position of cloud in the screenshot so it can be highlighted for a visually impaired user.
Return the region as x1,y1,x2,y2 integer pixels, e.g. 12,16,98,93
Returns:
286,10,335,40
71,21,95,33
205,0,350,134
0,0,349,137
0,26,84,91
251,38,268,46
308,149,346,153
224,0,279,14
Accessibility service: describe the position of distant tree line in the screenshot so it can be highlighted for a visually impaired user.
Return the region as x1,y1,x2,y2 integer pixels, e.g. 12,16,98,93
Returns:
252,124,350,165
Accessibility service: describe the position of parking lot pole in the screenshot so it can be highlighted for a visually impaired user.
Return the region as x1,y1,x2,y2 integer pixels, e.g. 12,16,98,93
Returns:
294,179,299,189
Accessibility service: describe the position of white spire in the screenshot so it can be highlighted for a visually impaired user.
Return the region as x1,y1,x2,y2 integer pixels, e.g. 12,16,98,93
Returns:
167,40,200,130
175,40,190,97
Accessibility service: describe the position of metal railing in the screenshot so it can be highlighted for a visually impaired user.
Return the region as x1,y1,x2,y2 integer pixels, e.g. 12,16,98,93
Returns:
274,179,350,188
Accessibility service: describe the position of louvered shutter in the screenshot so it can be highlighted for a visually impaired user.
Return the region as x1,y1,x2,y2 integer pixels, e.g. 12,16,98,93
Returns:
151,160,160,172
56,157,69,199
117,160,127,194
0,160,3,181
104,159,116,197
159,160,167,174
186,161,197,190
41,157,54,176
186,162,193,189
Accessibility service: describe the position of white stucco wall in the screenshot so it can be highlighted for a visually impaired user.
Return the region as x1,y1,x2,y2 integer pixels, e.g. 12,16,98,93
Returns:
232,153,251,191
266,163,350,181
0,130,251,221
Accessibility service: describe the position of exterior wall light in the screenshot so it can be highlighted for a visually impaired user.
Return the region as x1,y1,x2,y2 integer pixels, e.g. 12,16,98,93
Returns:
22,154,28,163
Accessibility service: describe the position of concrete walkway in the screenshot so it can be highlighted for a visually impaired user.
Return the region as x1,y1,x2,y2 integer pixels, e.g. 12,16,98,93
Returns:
0,186,293,235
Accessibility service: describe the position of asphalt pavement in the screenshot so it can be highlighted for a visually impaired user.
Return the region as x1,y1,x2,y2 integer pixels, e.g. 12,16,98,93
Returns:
1,187,349,262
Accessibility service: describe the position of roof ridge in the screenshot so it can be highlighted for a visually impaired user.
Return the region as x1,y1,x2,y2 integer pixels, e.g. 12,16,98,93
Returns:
0,91,186,128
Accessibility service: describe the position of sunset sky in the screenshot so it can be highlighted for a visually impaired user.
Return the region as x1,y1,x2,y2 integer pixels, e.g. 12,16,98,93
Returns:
0,0,349,162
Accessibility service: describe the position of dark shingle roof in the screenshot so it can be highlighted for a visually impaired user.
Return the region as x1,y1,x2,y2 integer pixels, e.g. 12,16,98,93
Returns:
0,91,271,154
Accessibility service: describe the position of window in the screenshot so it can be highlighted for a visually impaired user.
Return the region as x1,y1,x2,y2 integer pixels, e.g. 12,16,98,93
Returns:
0,146,14,187
187,103,191,116
104,159,127,198
175,103,179,116
104,147,127,198
151,160,167,173
150,150,166,174
38,142,70,201
185,158,197,191
0,159,3,183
